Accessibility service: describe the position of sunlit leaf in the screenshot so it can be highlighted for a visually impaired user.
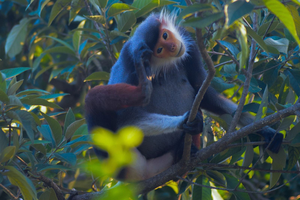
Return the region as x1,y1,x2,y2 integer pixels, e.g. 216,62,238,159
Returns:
107,3,138,17
263,0,300,45
117,126,143,148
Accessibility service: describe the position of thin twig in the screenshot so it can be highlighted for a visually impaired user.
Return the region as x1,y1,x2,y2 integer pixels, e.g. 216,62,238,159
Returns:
214,60,234,68
83,0,116,64
0,183,19,199
227,13,258,133
216,40,240,67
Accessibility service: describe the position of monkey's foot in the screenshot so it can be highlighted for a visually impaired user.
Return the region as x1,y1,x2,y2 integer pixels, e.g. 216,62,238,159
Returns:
257,129,283,153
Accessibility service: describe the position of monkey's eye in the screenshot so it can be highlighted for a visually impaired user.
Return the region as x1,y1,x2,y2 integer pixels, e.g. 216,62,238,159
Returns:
157,47,163,54
163,32,168,40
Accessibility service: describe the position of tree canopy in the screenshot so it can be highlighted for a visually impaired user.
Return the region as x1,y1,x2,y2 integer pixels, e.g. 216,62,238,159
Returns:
0,0,300,200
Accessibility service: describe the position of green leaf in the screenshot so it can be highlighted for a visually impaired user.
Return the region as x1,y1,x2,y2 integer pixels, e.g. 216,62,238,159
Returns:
255,86,268,121
48,0,71,26
43,46,76,56
69,0,85,24
107,3,138,17
17,110,38,143
45,36,74,51
242,137,254,167
116,11,137,32
0,90,9,103
286,122,300,141
245,26,269,53
85,71,110,81
7,80,23,96
132,0,176,18
38,93,69,100
192,175,212,200
263,0,300,45
286,5,300,39
277,115,295,131
5,18,30,58
224,174,251,200
38,125,56,146
226,1,254,26
218,40,239,58
236,22,248,70
42,113,63,146
287,146,300,170
39,188,58,200
17,89,50,96
21,98,62,109
54,153,77,165
0,146,16,163
98,0,108,8
4,166,37,200
37,164,71,172
267,147,286,188
73,20,86,51
182,12,224,28
0,129,8,152
64,108,76,135
1,67,31,79
65,119,86,140
264,38,289,54
177,4,213,21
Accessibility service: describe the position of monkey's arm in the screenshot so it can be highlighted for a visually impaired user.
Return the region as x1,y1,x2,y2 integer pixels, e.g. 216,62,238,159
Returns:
118,109,203,136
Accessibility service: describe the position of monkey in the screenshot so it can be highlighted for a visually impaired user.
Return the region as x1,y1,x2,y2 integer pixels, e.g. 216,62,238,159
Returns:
85,11,283,181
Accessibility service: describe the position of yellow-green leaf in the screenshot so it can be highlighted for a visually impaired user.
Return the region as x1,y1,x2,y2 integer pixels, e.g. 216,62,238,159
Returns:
107,3,138,17
263,0,300,45
0,146,16,163
4,166,37,200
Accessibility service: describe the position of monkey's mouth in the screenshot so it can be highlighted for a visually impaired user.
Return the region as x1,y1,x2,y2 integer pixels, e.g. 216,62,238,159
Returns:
175,43,184,57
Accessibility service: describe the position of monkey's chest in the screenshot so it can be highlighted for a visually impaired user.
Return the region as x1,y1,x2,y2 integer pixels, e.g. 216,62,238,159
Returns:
144,73,195,116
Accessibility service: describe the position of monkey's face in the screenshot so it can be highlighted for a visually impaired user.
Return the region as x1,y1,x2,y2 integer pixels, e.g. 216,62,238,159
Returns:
153,28,186,59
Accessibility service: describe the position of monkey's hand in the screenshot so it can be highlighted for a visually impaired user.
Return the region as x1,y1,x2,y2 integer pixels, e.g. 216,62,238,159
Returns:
179,111,203,135
134,42,153,106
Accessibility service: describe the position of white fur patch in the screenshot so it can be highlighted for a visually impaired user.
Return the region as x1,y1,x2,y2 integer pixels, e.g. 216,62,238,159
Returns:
149,9,193,76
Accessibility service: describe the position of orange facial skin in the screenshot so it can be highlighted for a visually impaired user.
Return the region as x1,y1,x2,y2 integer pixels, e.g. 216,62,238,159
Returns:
153,26,185,59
